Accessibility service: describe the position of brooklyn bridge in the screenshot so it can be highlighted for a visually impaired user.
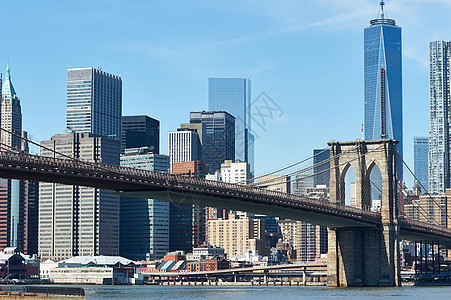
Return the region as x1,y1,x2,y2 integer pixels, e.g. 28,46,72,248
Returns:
0,139,450,287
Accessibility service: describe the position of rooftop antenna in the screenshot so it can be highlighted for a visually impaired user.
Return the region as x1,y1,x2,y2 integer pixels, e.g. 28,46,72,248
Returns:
380,1,385,19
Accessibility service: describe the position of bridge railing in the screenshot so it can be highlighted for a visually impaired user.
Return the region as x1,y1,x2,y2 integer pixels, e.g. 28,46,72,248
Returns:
398,217,451,237
0,151,382,223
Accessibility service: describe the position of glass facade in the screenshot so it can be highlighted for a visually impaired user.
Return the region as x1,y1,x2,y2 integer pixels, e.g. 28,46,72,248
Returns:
428,41,451,193
313,149,330,188
208,78,254,175
364,15,403,181
189,111,235,174
120,150,170,261
414,137,428,193
122,115,160,154
66,68,122,141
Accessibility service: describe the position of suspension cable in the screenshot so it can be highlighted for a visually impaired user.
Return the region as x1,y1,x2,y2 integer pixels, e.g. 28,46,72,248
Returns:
396,151,451,223
246,147,330,183
253,145,359,187
261,145,384,189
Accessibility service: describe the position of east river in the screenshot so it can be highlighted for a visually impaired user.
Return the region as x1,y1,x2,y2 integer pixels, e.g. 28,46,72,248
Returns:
82,285,451,299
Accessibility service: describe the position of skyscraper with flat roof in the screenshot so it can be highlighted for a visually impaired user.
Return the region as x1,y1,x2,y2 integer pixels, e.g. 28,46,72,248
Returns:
208,78,254,176
189,111,235,174
313,149,330,188
38,133,120,260
168,129,201,171
66,67,122,141
364,1,403,181
122,115,160,154
120,147,170,261
429,41,451,193
414,137,428,193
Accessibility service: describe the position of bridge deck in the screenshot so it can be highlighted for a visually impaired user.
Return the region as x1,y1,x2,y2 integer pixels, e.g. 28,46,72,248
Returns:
0,151,451,244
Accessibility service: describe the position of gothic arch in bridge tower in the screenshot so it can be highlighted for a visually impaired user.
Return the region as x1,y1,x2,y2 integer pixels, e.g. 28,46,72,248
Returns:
328,139,399,222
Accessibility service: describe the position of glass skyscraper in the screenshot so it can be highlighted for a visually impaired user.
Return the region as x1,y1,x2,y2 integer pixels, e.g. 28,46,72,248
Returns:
364,2,403,182
208,78,254,176
414,137,428,193
428,41,451,193
66,68,122,141
189,111,235,174
122,115,160,154
120,147,170,261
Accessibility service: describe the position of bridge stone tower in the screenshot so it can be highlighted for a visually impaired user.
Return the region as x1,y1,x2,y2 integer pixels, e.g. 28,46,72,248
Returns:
326,139,401,287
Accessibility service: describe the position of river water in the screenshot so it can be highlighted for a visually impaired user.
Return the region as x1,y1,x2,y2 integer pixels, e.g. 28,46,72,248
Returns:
83,285,451,299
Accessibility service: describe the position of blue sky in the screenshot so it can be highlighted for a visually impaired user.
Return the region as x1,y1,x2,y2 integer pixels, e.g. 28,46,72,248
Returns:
1,0,450,187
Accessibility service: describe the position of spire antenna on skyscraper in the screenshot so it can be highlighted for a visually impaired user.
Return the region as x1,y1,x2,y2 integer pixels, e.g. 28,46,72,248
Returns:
380,1,385,19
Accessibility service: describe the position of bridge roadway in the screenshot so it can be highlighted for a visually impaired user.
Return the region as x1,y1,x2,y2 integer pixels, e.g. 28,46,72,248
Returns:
0,151,450,246
142,263,327,278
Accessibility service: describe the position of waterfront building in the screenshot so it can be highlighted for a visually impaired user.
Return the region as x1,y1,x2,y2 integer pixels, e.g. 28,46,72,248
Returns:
188,111,235,174
414,137,429,193
429,41,451,193
0,64,38,254
207,216,267,257
38,132,120,261
364,2,403,187
122,115,160,154
120,147,170,261
168,129,201,171
49,255,140,285
187,258,230,272
66,67,122,141
208,78,254,176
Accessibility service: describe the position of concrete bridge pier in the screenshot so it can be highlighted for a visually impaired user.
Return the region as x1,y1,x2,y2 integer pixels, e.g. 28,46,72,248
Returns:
327,139,401,287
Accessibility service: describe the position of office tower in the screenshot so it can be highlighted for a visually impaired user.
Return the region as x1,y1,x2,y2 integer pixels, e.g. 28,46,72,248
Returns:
66,67,122,141
0,64,37,254
313,149,330,187
291,171,314,196
168,129,201,171
120,147,170,261
170,163,206,253
278,220,328,262
189,111,235,174
220,160,250,184
414,137,429,193
207,216,267,256
122,115,160,154
429,41,451,193
350,182,357,206
208,78,254,176
38,133,120,260
364,2,403,183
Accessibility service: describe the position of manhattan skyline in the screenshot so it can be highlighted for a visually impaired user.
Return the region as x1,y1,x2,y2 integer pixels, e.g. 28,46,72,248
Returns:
1,0,449,188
